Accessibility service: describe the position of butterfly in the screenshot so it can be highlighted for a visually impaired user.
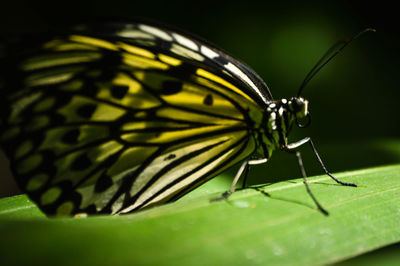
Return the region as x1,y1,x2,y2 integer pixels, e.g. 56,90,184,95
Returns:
0,20,371,216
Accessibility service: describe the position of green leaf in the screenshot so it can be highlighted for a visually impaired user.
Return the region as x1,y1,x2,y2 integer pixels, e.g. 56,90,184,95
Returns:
1,165,400,266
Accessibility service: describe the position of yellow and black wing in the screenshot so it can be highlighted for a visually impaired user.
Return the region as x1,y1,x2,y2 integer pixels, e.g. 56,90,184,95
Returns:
0,20,270,216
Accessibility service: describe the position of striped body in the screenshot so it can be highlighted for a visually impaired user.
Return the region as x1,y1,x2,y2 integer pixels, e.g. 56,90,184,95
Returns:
0,20,306,216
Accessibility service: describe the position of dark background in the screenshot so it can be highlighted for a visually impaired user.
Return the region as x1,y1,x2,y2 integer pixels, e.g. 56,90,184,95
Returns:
0,0,399,263
1,0,398,196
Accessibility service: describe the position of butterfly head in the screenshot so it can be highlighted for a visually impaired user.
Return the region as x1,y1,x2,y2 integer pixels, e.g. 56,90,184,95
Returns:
288,97,311,128
261,97,310,152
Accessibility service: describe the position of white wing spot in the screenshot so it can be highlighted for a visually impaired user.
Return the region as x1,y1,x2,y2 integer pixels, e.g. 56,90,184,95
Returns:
224,62,267,102
200,45,219,59
116,30,155,40
279,107,284,115
281,99,287,104
172,33,198,51
138,24,173,41
269,103,276,108
224,63,249,82
170,44,204,62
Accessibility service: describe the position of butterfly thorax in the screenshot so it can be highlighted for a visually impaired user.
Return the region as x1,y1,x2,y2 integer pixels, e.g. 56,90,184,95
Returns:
255,97,309,159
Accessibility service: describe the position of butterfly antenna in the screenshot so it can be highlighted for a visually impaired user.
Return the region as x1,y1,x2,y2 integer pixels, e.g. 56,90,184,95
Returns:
297,28,376,97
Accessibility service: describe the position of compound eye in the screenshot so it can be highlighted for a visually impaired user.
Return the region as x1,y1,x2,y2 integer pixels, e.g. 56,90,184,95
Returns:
293,100,302,111
290,98,304,111
289,97,309,119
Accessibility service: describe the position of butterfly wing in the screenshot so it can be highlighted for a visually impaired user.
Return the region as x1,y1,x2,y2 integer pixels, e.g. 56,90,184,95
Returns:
0,21,269,215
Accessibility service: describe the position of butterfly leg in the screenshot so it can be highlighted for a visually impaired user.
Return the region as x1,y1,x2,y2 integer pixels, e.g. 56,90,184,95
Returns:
241,162,251,189
284,137,357,215
212,158,268,201
287,137,357,187
284,146,329,215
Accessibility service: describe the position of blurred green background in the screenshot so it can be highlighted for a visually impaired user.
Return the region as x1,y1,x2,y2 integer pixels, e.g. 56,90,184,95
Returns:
0,0,398,263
